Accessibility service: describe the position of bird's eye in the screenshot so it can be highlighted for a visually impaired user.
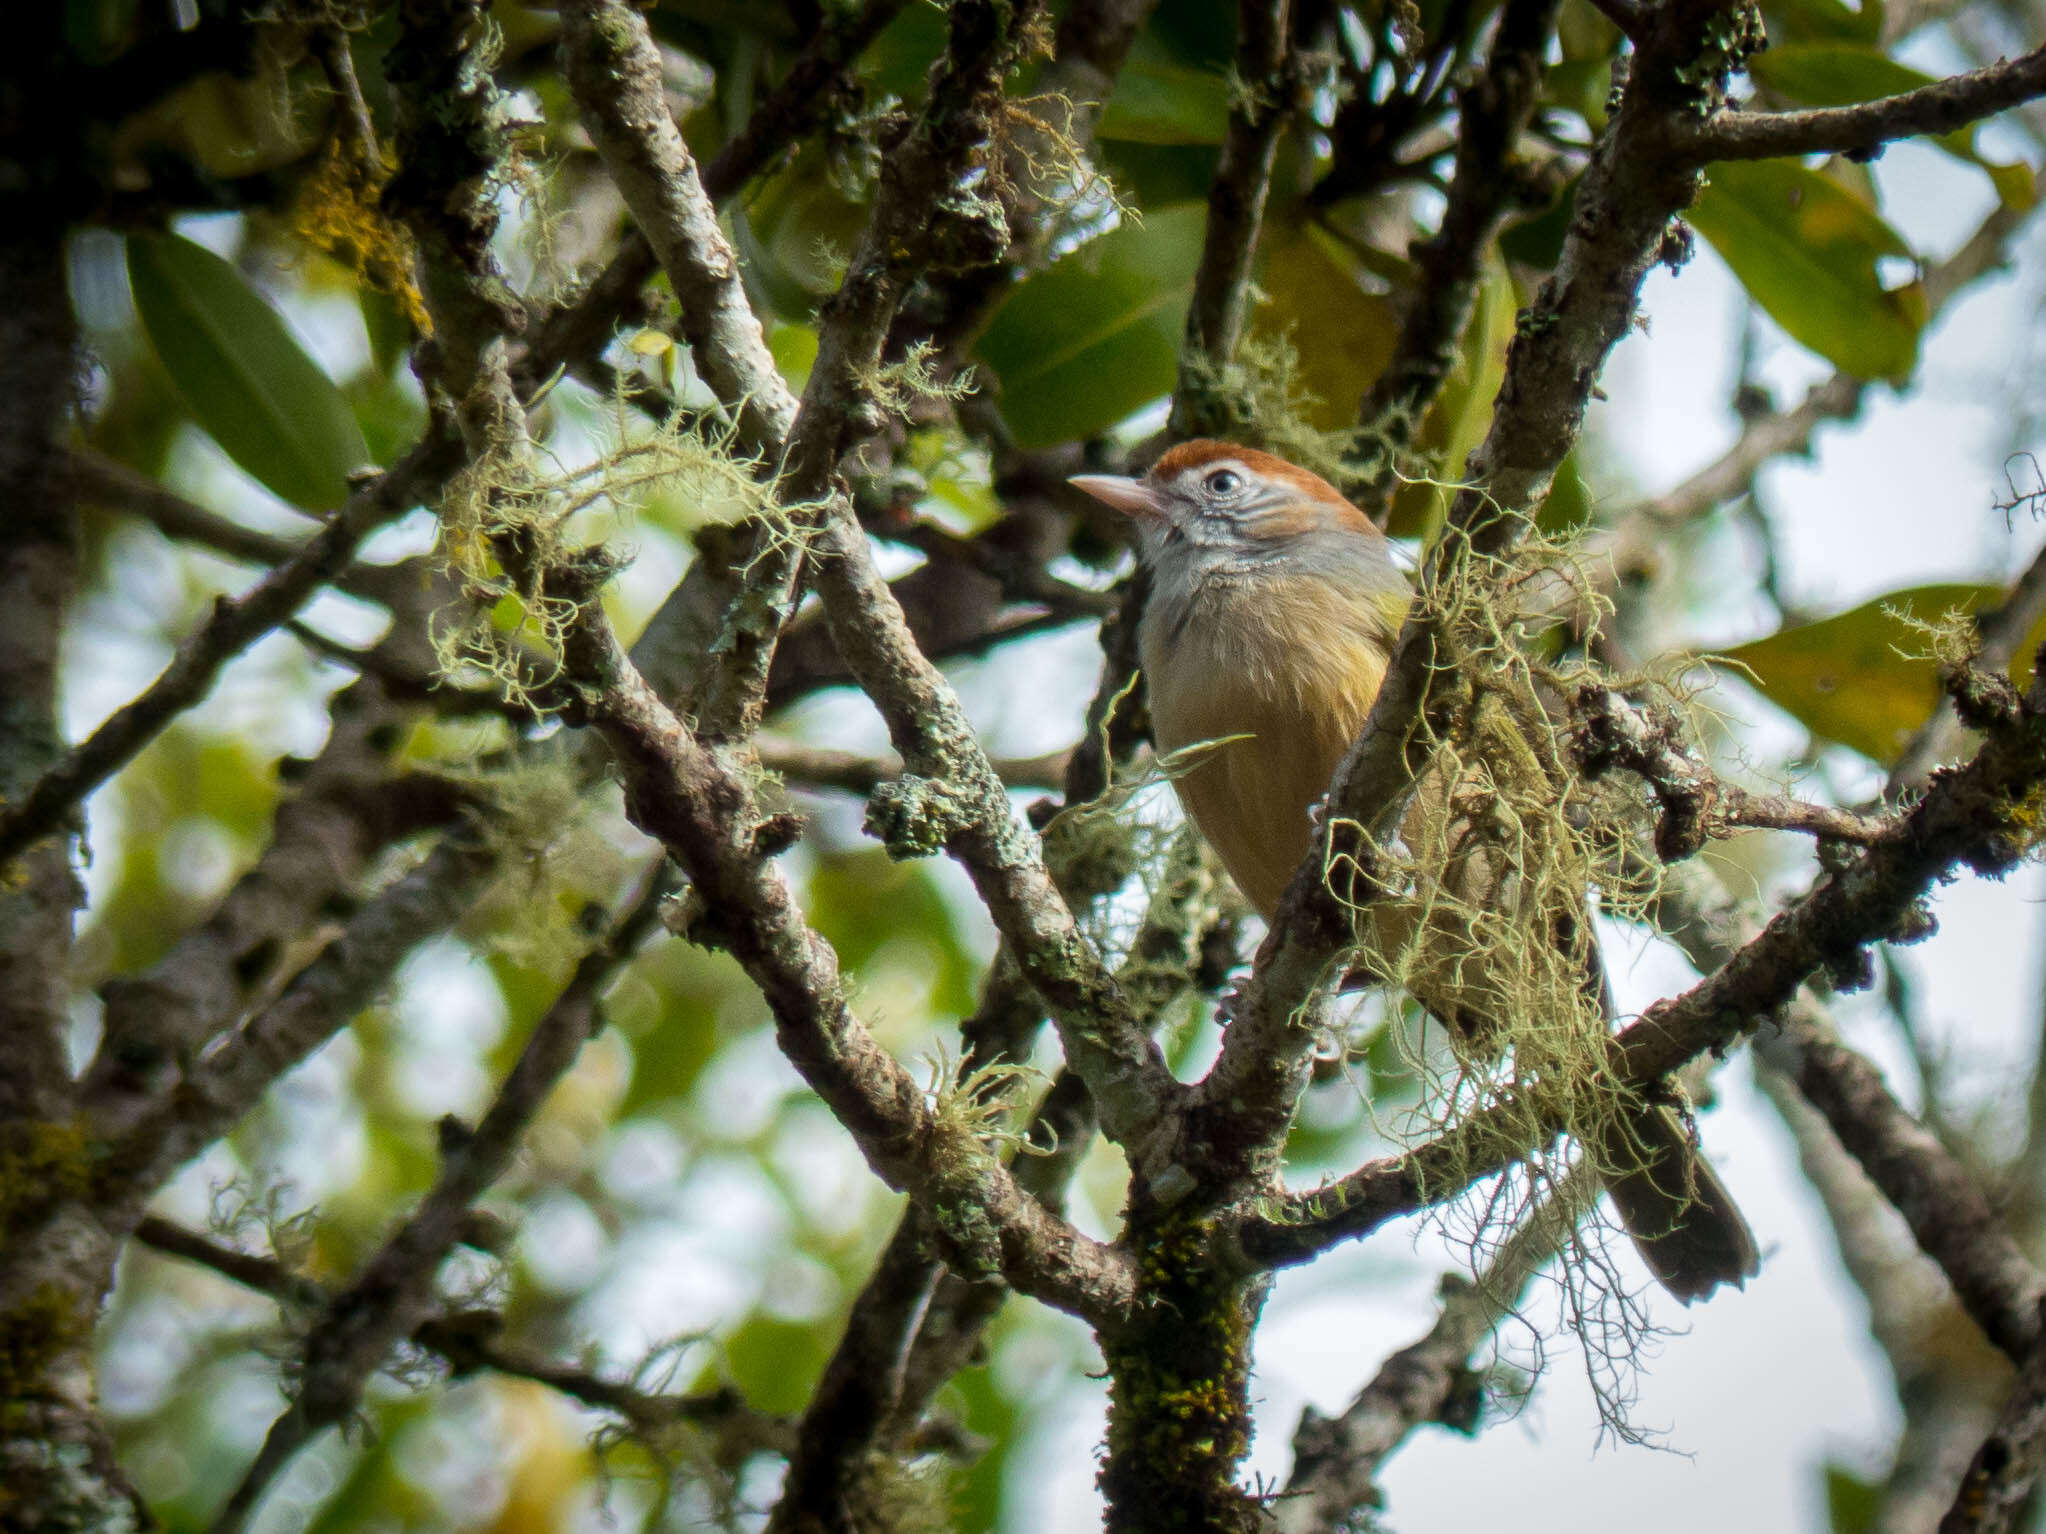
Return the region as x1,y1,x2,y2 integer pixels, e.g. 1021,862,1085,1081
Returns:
1204,468,1242,497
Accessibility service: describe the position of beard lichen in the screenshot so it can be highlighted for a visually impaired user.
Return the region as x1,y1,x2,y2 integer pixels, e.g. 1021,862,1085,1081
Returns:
429,400,819,716
1306,512,1717,1434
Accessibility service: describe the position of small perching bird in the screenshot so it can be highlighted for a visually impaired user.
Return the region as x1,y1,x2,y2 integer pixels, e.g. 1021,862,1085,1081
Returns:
1071,439,1760,1305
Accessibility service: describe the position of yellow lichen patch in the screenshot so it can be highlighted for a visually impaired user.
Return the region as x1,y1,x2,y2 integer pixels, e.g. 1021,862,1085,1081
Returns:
293,136,431,336
0,1119,92,1233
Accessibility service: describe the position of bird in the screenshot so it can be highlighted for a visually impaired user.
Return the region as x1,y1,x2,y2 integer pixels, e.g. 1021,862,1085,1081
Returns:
1070,439,1760,1305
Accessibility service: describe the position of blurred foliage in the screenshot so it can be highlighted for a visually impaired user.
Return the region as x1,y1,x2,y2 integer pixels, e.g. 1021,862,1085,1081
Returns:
47,0,2043,1525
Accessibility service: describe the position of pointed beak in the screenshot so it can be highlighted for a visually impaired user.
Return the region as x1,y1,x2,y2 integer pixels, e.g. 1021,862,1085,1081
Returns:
1069,473,1170,523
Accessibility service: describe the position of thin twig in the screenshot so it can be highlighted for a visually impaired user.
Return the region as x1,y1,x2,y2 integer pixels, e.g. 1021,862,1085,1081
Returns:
1277,1165,1598,1533
1352,0,1566,510
209,859,674,1534
1171,0,1299,433
0,438,452,870
129,1215,793,1452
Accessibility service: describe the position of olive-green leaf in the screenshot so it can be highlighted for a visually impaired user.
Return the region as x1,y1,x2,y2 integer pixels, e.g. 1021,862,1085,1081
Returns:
1688,160,1924,382
1716,582,2046,763
1098,33,1231,145
1762,0,1883,48
126,231,370,512
975,204,1207,449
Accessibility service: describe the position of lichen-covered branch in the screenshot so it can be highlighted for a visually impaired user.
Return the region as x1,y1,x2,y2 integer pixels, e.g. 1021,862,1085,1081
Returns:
1235,656,2046,1273
523,0,907,395
1672,42,2046,164
765,817,1224,1531
1569,678,1894,858
1890,535,2046,796
558,0,801,458
562,0,1182,1143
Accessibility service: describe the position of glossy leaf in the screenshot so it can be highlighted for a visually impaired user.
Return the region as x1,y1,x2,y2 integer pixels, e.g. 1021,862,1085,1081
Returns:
1762,0,1884,47
1717,582,2046,762
1101,140,1223,208
1253,219,1399,432
975,204,1207,449
1538,450,1594,534
1502,170,1581,271
1688,160,1924,383
126,231,370,512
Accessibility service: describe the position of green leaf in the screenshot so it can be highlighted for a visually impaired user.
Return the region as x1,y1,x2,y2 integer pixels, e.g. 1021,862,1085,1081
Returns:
1538,450,1593,534
1688,160,1924,382
1387,254,1517,538
1098,33,1231,145
1748,41,1925,103
1253,220,1398,432
1748,45,2037,210
1762,0,1883,47
1822,1462,1882,1534
1543,57,1614,131
1716,582,2046,763
1501,170,1581,271
1100,140,1223,208
126,231,370,512
975,204,1207,449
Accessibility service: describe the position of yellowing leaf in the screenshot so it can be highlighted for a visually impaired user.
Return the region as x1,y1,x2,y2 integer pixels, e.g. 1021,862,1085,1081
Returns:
1253,220,1398,431
1387,255,1517,538
1716,582,2046,763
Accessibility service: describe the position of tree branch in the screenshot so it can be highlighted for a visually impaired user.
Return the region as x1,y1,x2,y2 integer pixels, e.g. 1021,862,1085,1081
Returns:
1569,677,1895,857
1352,0,1565,510
1940,1313,2046,1532
129,1215,795,1456
1276,1165,1597,1533
1673,43,2046,164
1889,533,2046,796
1235,658,2046,1275
1171,0,1299,433
208,859,674,1534
0,437,453,872
521,0,907,394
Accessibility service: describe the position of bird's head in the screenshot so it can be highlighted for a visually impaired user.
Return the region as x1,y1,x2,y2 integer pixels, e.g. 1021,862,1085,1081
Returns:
1070,440,1389,577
